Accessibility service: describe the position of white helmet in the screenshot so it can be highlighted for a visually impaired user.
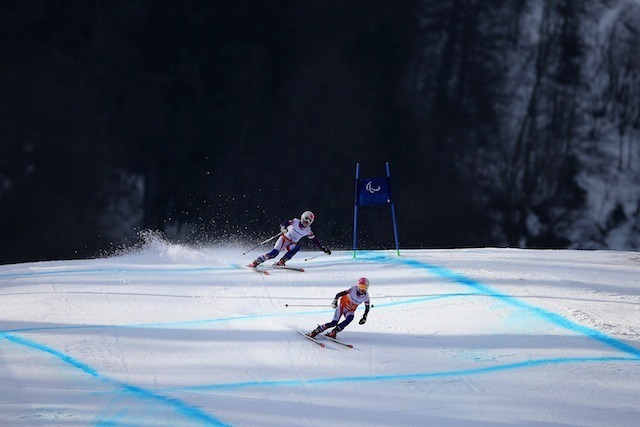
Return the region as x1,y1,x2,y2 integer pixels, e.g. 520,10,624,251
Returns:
301,211,315,226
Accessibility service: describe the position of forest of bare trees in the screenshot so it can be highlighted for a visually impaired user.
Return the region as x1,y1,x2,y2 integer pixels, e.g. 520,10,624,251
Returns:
1,0,639,263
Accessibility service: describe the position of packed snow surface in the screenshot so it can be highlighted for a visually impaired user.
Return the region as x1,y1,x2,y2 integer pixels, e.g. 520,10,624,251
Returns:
1,243,639,426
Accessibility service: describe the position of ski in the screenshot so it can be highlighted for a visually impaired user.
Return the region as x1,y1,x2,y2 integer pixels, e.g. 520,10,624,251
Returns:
297,330,325,347
272,265,305,272
246,265,269,275
323,333,353,348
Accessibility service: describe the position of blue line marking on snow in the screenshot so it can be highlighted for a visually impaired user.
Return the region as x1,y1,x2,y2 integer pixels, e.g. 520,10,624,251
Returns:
0,265,235,280
373,292,482,307
0,333,229,426
356,254,640,358
164,356,639,392
2,310,322,334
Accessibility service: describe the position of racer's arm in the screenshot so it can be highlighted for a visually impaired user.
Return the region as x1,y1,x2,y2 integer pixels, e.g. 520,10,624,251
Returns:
359,302,370,324
331,290,348,308
310,236,331,255
279,219,293,233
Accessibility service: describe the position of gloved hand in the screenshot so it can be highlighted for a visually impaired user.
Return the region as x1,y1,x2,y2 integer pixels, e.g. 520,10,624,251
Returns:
323,247,331,255
280,227,287,234
359,315,367,325
331,299,338,309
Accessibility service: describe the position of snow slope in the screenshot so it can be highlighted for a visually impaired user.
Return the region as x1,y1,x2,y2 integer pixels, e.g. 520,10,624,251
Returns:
1,242,639,426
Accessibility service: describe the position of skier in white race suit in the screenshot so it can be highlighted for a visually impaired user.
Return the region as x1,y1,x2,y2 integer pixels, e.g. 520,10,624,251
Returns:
307,277,371,339
249,211,331,267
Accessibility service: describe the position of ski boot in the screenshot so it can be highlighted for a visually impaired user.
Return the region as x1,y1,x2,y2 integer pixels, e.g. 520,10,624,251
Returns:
307,325,324,338
248,256,265,268
326,326,342,339
274,257,289,266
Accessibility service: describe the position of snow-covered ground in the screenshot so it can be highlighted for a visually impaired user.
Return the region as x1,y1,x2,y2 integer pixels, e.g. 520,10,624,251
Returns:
1,241,639,426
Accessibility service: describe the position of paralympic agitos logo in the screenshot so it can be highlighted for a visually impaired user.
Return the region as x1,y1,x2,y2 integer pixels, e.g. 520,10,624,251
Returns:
365,181,381,194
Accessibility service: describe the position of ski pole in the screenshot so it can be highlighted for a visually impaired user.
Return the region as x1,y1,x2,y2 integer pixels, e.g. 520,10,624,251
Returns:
304,253,327,261
284,303,330,307
285,303,375,308
242,233,280,255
